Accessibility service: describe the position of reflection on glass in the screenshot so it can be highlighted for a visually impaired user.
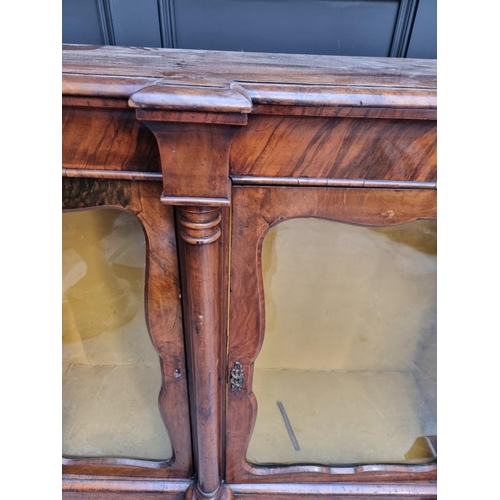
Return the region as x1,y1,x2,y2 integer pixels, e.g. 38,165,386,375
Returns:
62,209,172,460
248,218,436,465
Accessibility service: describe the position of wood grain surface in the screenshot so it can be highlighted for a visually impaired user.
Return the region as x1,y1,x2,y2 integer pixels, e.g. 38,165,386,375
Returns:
63,105,161,172
175,206,230,499
230,115,436,181
138,115,244,204
62,45,436,93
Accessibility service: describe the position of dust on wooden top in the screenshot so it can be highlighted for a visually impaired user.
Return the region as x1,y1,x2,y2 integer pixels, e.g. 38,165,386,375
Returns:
62,45,436,112
63,45,435,89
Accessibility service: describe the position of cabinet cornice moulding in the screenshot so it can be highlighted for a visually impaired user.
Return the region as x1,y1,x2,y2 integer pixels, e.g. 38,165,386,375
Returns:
129,84,252,114
62,44,436,118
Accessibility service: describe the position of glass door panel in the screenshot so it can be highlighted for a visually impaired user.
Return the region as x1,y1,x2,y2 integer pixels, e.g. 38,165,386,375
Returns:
247,218,436,465
62,208,172,460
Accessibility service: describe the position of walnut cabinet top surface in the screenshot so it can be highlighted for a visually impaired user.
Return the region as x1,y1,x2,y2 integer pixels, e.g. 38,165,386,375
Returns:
62,44,436,113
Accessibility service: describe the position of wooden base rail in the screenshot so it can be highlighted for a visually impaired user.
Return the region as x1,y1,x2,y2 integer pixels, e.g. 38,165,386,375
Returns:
62,478,436,499
231,482,437,498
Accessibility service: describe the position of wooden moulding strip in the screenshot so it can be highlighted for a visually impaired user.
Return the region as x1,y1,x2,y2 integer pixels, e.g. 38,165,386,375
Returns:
62,478,436,497
62,477,191,493
231,176,437,189
62,73,163,99
240,83,436,110
62,168,163,181
160,194,231,207
129,85,252,114
135,108,248,125
61,171,437,190
230,482,437,497
249,104,437,120
62,96,130,108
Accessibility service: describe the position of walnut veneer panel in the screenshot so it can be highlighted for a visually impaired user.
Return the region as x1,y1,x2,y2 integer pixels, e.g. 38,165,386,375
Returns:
230,115,436,181
62,104,161,172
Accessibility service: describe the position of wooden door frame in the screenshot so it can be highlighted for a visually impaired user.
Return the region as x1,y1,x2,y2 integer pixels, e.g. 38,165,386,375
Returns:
226,185,437,487
62,177,193,479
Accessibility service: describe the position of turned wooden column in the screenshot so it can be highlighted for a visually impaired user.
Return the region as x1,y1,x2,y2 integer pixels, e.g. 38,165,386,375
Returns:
131,84,251,499
176,206,232,500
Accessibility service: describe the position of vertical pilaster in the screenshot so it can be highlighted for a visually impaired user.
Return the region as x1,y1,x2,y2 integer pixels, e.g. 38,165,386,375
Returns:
132,85,251,499
177,206,232,500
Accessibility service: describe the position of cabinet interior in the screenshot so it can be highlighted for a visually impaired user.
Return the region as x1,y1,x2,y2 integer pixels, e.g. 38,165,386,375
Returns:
248,217,436,465
62,208,172,460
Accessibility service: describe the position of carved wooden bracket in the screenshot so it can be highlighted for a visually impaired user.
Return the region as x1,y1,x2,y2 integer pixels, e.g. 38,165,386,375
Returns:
130,84,251,206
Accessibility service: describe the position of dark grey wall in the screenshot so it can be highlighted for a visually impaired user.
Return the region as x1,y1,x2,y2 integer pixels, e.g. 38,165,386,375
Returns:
110,0,163,47
173,1,400,56
407,0,437,59
62,0,436,58
63,0,105,44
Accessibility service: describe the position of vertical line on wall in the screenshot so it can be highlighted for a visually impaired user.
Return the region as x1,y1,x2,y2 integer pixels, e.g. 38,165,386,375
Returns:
158,0,178,48
96,0,116,46
389,0,420,57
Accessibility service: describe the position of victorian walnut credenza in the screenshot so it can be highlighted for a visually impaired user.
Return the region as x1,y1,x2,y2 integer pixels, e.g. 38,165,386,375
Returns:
62,44,437,500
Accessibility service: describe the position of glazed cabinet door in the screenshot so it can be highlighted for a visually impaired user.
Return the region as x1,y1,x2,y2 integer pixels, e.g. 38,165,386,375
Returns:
62,177,192,481
226,185,437,488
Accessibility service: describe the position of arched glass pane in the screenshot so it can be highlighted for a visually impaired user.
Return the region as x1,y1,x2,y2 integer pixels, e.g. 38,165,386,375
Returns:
62,208,172,460
248,218,436,465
